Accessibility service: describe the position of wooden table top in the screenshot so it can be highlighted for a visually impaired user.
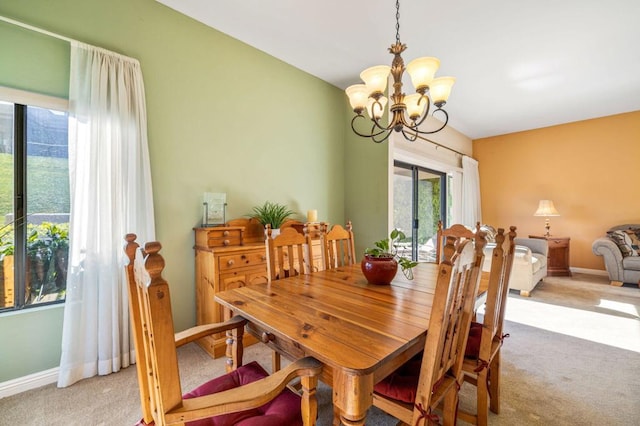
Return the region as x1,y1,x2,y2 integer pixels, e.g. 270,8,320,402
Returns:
216,262,488,425
216,262,456,374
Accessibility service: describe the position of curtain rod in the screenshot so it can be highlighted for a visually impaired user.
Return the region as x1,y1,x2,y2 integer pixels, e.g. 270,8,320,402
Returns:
0,15,74,43
414,133,467,158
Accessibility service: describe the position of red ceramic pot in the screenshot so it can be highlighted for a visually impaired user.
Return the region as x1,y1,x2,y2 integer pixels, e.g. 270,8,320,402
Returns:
361,254,398,285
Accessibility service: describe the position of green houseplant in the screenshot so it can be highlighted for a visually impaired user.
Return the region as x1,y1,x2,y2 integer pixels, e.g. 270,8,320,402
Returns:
362,228,418,284
1,219,69,304
248,201,296,230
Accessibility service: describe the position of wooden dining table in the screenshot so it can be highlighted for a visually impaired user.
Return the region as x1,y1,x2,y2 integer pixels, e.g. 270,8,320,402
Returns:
215,262,488,425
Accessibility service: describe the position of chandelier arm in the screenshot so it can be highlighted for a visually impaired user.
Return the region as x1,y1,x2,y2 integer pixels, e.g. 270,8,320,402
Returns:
401,128,419,142
350,115,394,139
410,108,449,135
411,95,432,128
372,129,393,144
370,114,394,133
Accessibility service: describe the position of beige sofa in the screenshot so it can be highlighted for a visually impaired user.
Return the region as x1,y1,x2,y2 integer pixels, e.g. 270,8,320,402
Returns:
482,237,548,297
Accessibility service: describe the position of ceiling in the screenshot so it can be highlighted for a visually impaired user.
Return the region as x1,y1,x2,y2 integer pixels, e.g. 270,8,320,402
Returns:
156,0,640,139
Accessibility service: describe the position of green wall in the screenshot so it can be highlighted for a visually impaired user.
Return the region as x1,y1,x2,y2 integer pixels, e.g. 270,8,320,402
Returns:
0,0,390,383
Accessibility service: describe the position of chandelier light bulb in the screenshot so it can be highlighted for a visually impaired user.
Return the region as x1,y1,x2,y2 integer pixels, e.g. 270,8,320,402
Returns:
366,96,388,120
360,65,391,97
345,84,369,112
406,57,441,93
404,93,426,120
429,76,456,107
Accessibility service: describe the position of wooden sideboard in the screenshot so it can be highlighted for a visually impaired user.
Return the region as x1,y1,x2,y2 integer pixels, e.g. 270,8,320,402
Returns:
194,226,268,358
193,219,324,358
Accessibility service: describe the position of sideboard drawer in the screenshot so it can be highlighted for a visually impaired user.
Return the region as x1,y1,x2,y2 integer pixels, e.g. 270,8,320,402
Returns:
218,251,267,271
194,226,244,248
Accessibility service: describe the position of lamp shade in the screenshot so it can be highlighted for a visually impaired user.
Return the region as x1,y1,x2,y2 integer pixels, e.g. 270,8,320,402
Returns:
345,84,369,111
406,57,440,91
360,65,391,95
404,93,426,120
429,76,456,106
534,200,560,216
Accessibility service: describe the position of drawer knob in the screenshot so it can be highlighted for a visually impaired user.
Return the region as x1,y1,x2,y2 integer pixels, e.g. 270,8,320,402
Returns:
223,239,230,246
227,259,234,266
223,230,230,236
261,332,275,343
261,255,267,261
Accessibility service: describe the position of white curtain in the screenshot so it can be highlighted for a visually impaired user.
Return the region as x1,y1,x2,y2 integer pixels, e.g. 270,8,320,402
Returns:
58,42,155,387
461,156,482,227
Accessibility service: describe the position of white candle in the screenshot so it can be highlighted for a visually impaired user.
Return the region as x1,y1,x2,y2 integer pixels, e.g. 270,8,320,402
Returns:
307,209,318,223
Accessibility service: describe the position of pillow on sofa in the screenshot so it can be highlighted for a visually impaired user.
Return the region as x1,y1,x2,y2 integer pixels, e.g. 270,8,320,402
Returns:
608,230,637,257
624,228,640,254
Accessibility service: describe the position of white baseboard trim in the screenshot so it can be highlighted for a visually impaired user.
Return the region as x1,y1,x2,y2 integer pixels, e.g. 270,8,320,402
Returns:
570,267,608,277
0,367,59,399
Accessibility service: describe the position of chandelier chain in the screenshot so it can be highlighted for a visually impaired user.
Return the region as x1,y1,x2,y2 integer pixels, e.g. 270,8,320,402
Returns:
395,0,401,45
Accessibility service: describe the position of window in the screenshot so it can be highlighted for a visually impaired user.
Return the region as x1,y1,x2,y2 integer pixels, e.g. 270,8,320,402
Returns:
393,161,449,262
0,91,69,311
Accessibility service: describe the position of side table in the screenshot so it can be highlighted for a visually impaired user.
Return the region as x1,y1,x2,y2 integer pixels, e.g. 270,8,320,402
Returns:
529,235,572,276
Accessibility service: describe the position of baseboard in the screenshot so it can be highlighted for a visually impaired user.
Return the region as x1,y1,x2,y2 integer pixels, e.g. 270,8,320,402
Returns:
0,367,58,399
570,267,608,277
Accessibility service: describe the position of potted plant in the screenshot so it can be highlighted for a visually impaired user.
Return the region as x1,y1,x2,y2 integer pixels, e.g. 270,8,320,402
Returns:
362,228,418,285
247,201,296,237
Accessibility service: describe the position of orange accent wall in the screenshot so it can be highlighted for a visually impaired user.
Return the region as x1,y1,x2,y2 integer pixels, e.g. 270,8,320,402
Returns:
473,111,640,272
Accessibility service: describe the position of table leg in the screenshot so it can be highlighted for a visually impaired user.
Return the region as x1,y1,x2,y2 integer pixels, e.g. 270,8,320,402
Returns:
332,370,373,426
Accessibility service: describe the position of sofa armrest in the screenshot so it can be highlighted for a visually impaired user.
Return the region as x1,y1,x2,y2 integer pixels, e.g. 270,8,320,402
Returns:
514,237,548,257
592,237,624,281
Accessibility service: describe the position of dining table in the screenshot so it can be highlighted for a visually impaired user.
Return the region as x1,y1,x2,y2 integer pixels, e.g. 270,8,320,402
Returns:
215,262,488,425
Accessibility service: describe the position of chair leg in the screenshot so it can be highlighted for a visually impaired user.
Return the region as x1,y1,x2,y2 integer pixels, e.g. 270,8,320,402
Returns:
476,367,490,426
301,375,319,426
489,353,501,414
441,386,459,426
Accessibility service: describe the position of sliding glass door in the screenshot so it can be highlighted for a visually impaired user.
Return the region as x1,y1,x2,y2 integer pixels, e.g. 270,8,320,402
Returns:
393,161,449,262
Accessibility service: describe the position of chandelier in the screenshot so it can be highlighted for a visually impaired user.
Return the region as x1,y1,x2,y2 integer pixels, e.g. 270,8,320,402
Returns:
345,0,455,143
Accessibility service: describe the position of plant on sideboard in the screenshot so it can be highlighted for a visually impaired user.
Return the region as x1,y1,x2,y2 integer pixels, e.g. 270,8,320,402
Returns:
247,201,296,230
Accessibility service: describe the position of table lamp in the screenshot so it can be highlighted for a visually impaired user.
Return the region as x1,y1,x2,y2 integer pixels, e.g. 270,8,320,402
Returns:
533,199,560,237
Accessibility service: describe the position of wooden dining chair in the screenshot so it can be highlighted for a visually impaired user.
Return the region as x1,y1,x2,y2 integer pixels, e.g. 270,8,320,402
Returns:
303,221,326,273
264,225,313,371
124,234,322,426
459,226,517,426
265,224,313,281
372,231,487,426
321,221,356,270
435,220,481,263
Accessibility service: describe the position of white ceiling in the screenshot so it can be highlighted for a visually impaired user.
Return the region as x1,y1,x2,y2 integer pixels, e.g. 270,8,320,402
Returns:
156,0,640,139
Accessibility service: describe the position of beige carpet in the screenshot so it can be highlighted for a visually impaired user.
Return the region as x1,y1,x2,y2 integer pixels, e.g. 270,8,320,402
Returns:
1,273,638,425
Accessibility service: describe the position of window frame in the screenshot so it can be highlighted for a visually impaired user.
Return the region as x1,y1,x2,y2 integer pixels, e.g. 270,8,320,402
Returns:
0,86,69,312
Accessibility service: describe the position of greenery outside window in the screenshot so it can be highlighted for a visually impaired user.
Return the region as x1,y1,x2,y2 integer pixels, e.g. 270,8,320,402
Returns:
0,93,70,311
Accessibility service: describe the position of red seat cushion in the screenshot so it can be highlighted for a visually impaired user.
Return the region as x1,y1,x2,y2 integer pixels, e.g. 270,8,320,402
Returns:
375,322,485,404
373,355,422,404
138,361,303,426
465,321,483,359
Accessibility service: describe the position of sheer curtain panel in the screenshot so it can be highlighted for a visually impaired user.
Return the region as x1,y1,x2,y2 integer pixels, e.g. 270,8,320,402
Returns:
461,155,482,227
58,42,155,387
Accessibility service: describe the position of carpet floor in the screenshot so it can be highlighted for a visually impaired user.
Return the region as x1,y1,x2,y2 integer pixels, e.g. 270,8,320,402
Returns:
0,272,638,425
